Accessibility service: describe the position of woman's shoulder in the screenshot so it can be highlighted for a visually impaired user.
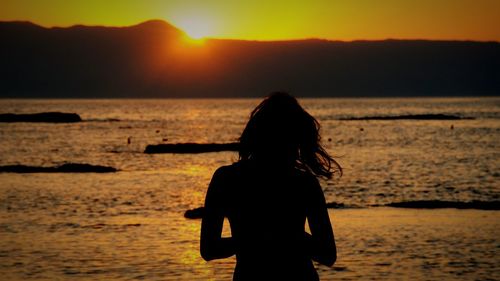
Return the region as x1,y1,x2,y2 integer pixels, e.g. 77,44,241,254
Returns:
292,169,324,201
293,168,319,183
212,162,244,179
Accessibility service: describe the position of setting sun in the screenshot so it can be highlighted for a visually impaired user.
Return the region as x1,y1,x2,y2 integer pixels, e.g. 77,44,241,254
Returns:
174,16,213,39
1,0,499,41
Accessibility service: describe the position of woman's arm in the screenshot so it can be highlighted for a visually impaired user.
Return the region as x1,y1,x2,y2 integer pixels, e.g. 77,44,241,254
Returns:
200,167,236,261
305,176,337,266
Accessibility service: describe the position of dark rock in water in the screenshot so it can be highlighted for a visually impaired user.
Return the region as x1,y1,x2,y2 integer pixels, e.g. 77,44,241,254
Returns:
184,207,205,219
385,200,500,210
0,112,82,123
187,202,356,217
145,143,240,154
340,114,472,121
326,202,347,209
0,163,117,173
326,202,360,209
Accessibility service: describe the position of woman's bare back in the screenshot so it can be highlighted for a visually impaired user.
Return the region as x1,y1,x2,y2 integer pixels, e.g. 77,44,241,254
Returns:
201,161,334,280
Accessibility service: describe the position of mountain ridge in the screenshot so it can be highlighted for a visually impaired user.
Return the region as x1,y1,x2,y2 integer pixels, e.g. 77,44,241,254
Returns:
1,20,499,98
4,20,499,43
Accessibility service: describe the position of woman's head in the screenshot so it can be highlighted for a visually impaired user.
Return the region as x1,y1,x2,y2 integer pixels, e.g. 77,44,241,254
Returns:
239,92,341,179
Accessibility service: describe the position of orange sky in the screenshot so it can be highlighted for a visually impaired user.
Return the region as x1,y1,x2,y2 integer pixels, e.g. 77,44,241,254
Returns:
1,0,499,41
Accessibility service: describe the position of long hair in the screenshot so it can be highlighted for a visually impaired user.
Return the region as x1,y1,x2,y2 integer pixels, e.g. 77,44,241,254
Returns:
239,92,342,179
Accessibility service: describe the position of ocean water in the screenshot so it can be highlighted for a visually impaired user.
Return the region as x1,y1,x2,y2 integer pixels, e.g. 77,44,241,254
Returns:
0,97,499,280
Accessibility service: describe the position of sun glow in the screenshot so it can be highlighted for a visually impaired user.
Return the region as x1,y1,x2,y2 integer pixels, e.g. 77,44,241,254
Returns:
174,16,214,40
182,34,206,45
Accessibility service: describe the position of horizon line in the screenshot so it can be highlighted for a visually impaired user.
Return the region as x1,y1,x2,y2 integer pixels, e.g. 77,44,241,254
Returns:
1,95,499,100
3,19,499,44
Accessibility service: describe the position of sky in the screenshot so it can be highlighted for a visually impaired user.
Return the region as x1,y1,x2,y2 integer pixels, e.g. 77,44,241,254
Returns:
1,0,499,41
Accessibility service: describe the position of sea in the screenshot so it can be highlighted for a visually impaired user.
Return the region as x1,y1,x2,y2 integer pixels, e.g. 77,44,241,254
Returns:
0,97,499,280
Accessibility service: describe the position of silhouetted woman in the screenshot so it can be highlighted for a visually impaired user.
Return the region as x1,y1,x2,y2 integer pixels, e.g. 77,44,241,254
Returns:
201,92,341,281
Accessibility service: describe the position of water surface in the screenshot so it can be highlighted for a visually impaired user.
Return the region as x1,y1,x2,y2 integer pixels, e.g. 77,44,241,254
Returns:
0,97,499,280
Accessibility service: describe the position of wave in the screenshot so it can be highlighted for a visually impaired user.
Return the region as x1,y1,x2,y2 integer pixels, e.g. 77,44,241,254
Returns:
49,222,141,231
107,150,142,154
339,114,473,121
84,118,121,122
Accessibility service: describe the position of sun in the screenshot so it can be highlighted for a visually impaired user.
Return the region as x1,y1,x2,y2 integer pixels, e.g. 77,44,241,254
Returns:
175,16,214,40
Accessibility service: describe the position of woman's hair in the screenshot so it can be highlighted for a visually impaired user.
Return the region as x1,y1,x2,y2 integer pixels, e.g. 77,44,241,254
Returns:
239,92,342,179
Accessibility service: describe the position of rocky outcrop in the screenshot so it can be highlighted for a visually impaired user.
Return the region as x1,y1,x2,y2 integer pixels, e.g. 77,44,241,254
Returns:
0,163,117,173
184,207,205,219
0,112,82,123
339,114,472,121
145,143,239,154
384,200,500,210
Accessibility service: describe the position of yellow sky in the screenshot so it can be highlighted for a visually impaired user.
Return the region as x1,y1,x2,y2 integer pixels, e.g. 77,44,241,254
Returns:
1,0,499,41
